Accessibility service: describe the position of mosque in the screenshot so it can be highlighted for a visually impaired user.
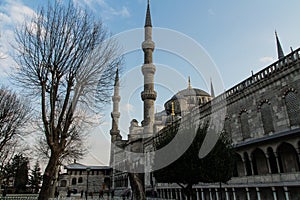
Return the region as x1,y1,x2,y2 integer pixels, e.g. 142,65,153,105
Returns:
109,1,300,199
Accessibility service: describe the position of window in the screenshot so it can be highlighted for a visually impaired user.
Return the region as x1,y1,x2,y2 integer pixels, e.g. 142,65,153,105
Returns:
71,178,76,185
223,117,231,138
260,102,274,134
60,180,67,187
240,111,250,139
285,91,300,126
78,177,83,183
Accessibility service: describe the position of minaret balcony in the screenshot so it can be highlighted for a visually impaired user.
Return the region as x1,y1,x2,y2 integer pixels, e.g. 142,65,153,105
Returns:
142,64,156,75
141,90,157,100
142,40,155,50
111,112,120,118
112,96,121,102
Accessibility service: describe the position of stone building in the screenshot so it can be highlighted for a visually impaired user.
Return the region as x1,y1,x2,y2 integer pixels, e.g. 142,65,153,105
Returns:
109,1,300,199
57,161,111,196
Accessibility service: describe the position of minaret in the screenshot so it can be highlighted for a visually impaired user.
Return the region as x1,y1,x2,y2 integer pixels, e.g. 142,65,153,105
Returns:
188,76,192,89
110,67,121,143
275,31,284,60
141,0,157,136
210,78,215,98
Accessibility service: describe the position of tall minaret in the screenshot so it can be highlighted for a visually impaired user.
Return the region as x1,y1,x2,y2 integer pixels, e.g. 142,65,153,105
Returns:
210,78,215,98
141,0,157,136
275,31,285,60
110,67,121,144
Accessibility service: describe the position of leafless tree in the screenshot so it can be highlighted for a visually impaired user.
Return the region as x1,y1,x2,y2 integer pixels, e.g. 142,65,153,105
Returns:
0,87,30,155
13,1,122,199
0,87,30,183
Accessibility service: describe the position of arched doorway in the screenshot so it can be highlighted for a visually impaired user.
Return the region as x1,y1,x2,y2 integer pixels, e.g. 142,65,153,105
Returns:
277,142,300,173
233,153,244,177
251,148,269,175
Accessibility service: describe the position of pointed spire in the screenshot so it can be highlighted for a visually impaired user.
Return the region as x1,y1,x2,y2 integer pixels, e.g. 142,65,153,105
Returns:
210,78,215,98
275,31,284,60
114,65,119,86
145,0,152,27
188,76,192,89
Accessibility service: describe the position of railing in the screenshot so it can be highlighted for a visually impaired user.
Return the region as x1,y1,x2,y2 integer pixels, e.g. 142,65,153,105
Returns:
212,47,300,104
0,194,38,200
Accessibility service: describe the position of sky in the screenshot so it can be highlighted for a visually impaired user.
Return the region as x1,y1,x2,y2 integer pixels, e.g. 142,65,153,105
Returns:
1,0,300,166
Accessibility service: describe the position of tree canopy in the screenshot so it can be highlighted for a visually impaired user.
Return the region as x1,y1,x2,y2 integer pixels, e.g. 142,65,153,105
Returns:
153,121,235,199
13,1,122,199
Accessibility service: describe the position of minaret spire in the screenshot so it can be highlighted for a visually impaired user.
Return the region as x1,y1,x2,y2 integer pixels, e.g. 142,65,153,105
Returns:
275,31,284,60
145,0,152,27
210,78,215,98
188,76,192,89
110,66,121,143
141,0,156,136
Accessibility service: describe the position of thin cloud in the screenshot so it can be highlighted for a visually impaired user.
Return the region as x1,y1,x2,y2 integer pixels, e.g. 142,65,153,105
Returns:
0,0,36,78
121,103,135,112
73,0,130,19
259,56,275,63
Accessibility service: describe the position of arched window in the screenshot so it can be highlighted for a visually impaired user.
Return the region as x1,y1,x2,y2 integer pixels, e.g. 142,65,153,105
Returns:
240,111,250,140
223,116,231,137
260,102,274,134
285,91,300,126
78,177,83,183
71,178,77,185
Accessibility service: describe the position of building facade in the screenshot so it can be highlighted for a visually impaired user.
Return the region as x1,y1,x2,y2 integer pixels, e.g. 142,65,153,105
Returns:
110,1,300,200
57,161,111,196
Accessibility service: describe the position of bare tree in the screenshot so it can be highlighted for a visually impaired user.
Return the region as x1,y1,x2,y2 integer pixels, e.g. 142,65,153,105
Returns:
13,1,121,199
0,87,30,156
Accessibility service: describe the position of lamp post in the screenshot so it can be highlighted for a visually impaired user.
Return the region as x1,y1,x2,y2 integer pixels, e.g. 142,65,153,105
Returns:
86,167,91,200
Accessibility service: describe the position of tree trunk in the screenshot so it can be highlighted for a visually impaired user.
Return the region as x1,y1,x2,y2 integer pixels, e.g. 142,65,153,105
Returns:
128,173,145,200
187,184,193,200
38,152,59,200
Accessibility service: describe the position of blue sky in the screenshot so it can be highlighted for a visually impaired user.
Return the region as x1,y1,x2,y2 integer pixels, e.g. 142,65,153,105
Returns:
1,0,300,166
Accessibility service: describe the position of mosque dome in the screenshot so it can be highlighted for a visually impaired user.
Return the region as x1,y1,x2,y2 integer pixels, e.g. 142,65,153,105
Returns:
164,77,213,116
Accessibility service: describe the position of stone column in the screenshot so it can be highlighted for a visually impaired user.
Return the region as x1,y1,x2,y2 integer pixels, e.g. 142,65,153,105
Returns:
248,157,255,175
256,187,261,200
215,188,219,200
209,188,213,200
225,188,229,200
201,188,205,200
179,189,182,200
284,187,290,200
274,152,282,173
272,187,277,200
166,189,169,199
175,189,179,200
196,189,200,200
265,154,272,173
246,188,250,200
242,158,248,176
232,188,237,200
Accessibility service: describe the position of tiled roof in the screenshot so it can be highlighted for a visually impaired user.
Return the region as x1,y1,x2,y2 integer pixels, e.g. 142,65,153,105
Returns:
64,162,111,170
